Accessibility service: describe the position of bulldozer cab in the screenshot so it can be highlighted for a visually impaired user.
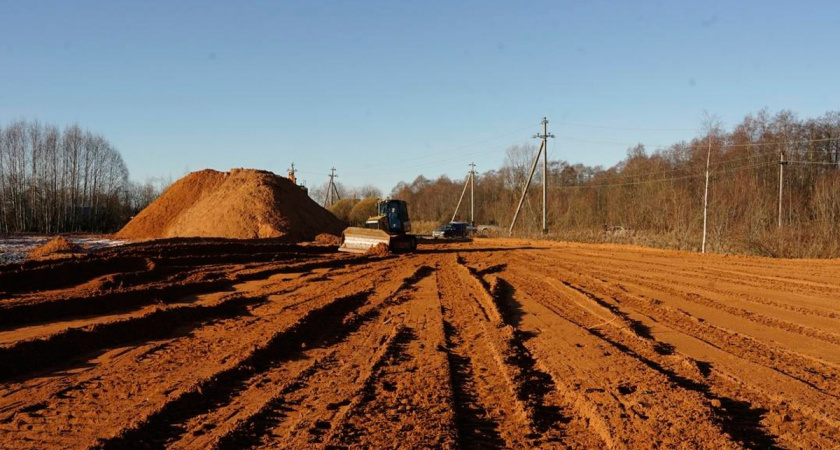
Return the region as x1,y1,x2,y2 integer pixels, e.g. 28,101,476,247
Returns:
372,199,411,234
340,198,416,254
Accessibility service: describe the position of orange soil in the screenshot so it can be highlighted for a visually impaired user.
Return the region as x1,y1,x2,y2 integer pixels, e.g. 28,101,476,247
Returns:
1,238,839,448
116,168,345,241
365,242,390,257
314,233,341,246
27,236,82,260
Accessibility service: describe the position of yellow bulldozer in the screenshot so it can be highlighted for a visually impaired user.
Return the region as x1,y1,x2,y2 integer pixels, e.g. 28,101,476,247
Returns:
339,199,418,253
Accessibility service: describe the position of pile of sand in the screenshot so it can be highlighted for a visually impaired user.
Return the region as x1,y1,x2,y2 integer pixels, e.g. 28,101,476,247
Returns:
28,236,82,259
117,168,345,241
314,233,342,246
365,243,391,257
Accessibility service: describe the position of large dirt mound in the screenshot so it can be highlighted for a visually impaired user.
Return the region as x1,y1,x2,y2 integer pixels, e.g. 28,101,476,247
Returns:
116,168,345,240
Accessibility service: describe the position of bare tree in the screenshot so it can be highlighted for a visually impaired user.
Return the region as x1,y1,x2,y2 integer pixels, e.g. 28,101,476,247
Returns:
0,120,131,233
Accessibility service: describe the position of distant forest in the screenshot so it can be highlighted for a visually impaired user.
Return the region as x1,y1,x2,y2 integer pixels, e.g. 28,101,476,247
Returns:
5,111,840,258
0,120,164,233
325,109,840,258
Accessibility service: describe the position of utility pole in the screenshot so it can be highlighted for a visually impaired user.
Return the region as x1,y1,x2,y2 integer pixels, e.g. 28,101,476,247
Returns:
702,139,711,254
510,118,554,235
288,162,298,185
778,148,787,228
452,163,476,224
470,162,476,225
509,141,545,235
533,118,554,234
323,167,340,208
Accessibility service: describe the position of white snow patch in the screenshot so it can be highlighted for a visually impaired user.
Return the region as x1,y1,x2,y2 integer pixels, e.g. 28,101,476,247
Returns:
0,236,126,266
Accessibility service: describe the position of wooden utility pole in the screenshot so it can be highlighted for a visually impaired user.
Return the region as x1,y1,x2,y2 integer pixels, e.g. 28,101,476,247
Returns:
470,162,476,225
323,167,341,208
510,119,554,235
702,140,711,254
452,163,477,224
288,162,298,185
534,118,554,234
509,140,543,235
778,148,787,228
453,172,469,222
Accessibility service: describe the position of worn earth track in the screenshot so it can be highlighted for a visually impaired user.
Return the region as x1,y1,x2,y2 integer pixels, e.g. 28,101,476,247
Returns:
1,237,838,448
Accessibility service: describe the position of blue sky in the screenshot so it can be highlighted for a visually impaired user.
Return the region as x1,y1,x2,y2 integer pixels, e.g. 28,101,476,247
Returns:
2,1,838,192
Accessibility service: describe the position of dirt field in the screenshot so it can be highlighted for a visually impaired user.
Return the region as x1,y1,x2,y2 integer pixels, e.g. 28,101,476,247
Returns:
1,237,839,449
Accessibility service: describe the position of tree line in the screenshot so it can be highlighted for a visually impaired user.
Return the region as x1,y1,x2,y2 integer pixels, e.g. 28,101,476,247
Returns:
382,109,840,258
0,120,166,234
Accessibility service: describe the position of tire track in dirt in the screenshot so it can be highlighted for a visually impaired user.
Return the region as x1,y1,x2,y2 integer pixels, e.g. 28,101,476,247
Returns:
162,264,439,449
0,255,347,330
0,240,336,295
579,261,840,348
512,266,779,448
565,264,840,397
323,260,458,449
91,259,435,449
474,253,740,449
524,249,840,327
461,259,603,449
94,290,372,449
213,325,403,449
434,254,600,448
560,279,840,449
437,256,532,448
520,251,840,388
0,293,264,382
544,246,840,321
0,257,392,448
0,260,380,383
506,251,840,448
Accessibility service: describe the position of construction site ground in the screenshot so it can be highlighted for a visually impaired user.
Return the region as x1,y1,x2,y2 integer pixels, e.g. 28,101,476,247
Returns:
1,237,839,449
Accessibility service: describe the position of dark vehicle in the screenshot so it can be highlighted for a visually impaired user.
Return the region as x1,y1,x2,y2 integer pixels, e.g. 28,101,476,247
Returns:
432,222,470,239
339,198,417,253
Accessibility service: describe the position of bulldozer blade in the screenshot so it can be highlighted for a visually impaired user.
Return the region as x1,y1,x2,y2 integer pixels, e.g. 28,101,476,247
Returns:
339,227,392,254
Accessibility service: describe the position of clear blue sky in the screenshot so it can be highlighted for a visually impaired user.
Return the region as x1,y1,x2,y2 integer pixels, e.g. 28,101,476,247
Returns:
2,1,838,193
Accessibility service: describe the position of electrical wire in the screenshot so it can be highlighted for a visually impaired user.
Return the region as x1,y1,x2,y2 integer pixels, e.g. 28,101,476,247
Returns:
304,121,840,185
348,141,516,177
557,160,778,190
551,120,696,132
585,153,779,182
787,161,840,165
555,135,840,150
359,122,541,169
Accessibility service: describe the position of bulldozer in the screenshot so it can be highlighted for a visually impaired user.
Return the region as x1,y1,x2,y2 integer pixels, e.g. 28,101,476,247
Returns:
339,199,418,254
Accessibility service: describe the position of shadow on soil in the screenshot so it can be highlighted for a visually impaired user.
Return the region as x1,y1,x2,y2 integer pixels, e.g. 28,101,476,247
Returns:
0,295,265,383
95,290,374,449
587,328,780,449
0,254,394,384
560,281,779,448
97,264,439,449
330,327,418,446
417,246,545,255
442,319,507,449
490,279,570,436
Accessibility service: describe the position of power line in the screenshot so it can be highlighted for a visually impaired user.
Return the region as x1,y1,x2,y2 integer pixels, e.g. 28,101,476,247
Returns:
556,134,840,150
347,138,524,177
360,122,541,169
557,160,778,190
587,153,778,183
786,160,840,165
552,120,696,132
